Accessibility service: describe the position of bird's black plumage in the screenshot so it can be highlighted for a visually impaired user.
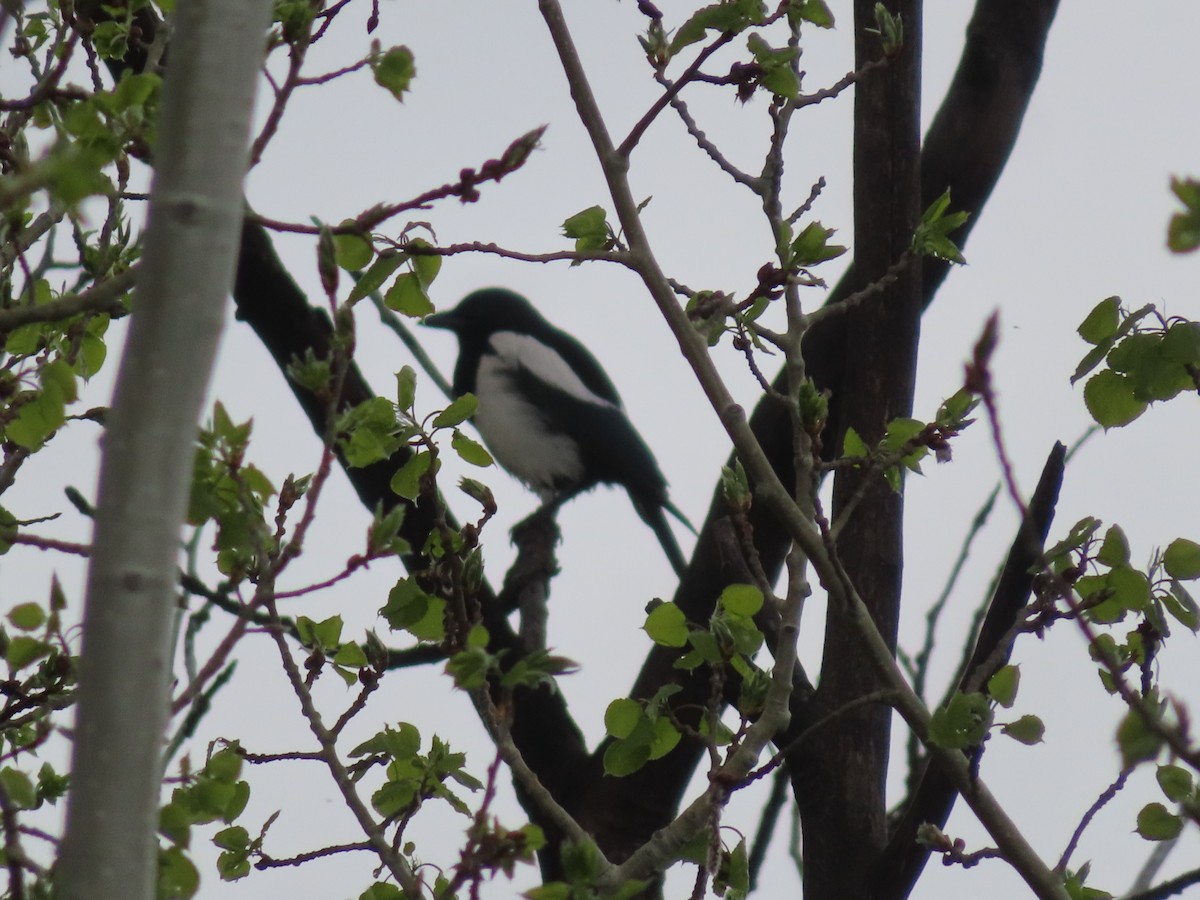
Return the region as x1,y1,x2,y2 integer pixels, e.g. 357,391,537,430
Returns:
424,287,690,575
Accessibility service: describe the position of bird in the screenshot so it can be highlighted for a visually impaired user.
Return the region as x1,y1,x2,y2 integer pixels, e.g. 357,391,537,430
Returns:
423,287,691,576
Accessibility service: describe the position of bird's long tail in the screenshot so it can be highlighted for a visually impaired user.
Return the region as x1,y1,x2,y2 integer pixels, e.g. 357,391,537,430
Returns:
634,497,689,577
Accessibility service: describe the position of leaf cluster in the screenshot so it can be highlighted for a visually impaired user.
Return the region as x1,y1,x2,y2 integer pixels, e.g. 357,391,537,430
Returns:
1073,297,1200,428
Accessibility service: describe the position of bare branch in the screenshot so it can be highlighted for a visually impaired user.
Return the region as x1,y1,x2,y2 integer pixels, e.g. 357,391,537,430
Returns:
0,268,135,332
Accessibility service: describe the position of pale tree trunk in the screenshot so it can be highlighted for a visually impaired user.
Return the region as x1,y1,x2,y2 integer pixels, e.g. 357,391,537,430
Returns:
55,0,273,896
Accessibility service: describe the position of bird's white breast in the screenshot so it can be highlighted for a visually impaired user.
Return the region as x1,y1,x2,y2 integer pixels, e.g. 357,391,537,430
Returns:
472,332,614,497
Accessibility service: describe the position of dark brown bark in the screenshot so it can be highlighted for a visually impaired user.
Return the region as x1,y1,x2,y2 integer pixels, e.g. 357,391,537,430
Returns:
232,220,592,821
572,0,1060,887
788,3,923,898
82,0,1062,892
878,441,1066,899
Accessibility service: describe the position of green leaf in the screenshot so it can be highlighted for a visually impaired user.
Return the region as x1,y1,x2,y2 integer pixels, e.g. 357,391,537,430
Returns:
718,584,763,617
562,205,607,239
1083,370,1147,428
987,665,1019,708
217,848,251,881
79,328,109,379
912,189,968,264
334,642,369,668
408,239,442,288
871,1,904,53
212,825,249,851
446,646,490,689
604,698,642,740
1163,538,1200,580
1156,764,1194,803
0,768,36,809
158,846,200,899
372,779,417,818
390,450,433,501
525,885,573,900
643,602,688,647
788,0,834,27
333,232,373,271
383,272,435,317
7,602,46,631
7,385,68,450
1163,580,1200,631
1078,296,1121,345
715,838,750,900
1167,176,1200,253
603,739,651,777
451,429,493,467
1107,566,1151,613
842,426,868,458
433,394,478,428
6,636,49,671
561,206,613,257
1161,321,1200,365
1045,517,1102,563
360,884,405,900
1001,714,1045,746
928,692,992,750
1096,525,1130,568
205,749,243,785
1116,707,1164,768
646,717,681,760
789,221,846,267
372,45,416,101
395,366,417,411
348,252,405,304
381,579,445,642
746,34,800,100
670,0,766,54
1136,802,1183,841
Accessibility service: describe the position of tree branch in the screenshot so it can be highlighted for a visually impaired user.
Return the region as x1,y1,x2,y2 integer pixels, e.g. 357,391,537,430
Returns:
0,267,134,332
877,441,1066,898
55,0,273,894
572,0,1064,888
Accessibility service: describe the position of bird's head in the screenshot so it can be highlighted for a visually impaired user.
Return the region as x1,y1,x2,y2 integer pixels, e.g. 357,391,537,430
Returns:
423,287,548,337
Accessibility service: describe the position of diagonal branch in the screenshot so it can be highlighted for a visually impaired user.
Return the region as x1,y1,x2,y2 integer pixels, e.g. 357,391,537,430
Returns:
576,0,1063,882
877,441,1065,899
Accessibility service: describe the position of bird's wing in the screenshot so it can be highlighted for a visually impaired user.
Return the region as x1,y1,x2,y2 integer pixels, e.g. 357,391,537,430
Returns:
540,327,626,408
486,332,620,411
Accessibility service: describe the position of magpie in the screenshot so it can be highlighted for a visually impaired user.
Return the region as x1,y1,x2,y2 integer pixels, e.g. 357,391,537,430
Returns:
424,287,691,575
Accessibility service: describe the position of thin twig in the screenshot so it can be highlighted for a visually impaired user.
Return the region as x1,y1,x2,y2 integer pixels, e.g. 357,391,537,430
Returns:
653,69,760,190
1056,767,1131,874
265,596,423,895
747,767,789,891
1123,867,1200,900
256,841,373,868
618,32,733,158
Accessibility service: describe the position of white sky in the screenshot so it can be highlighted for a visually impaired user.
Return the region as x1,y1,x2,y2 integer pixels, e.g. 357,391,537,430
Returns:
7,1,1200,898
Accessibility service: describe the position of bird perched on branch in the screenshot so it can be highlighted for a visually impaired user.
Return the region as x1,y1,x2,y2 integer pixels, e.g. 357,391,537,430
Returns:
424,287,691,575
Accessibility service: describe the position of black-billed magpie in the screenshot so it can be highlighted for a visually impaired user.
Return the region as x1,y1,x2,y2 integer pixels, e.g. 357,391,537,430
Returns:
424,287,691,575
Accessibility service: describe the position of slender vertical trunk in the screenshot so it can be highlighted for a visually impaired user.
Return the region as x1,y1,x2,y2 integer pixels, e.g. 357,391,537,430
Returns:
56,1,273,897
791,3,923,897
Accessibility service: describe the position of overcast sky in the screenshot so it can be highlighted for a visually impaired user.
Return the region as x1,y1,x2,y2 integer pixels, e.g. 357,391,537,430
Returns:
9,1,1200,898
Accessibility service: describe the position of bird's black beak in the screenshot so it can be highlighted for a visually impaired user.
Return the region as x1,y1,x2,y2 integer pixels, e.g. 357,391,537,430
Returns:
422,309,457,330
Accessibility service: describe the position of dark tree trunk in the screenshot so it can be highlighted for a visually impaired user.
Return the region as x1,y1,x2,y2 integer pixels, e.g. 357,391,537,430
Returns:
788,3,923,898
93,0,1062,893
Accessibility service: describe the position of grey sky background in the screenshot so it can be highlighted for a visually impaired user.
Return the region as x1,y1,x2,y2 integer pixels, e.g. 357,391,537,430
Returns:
6,1,1200,897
